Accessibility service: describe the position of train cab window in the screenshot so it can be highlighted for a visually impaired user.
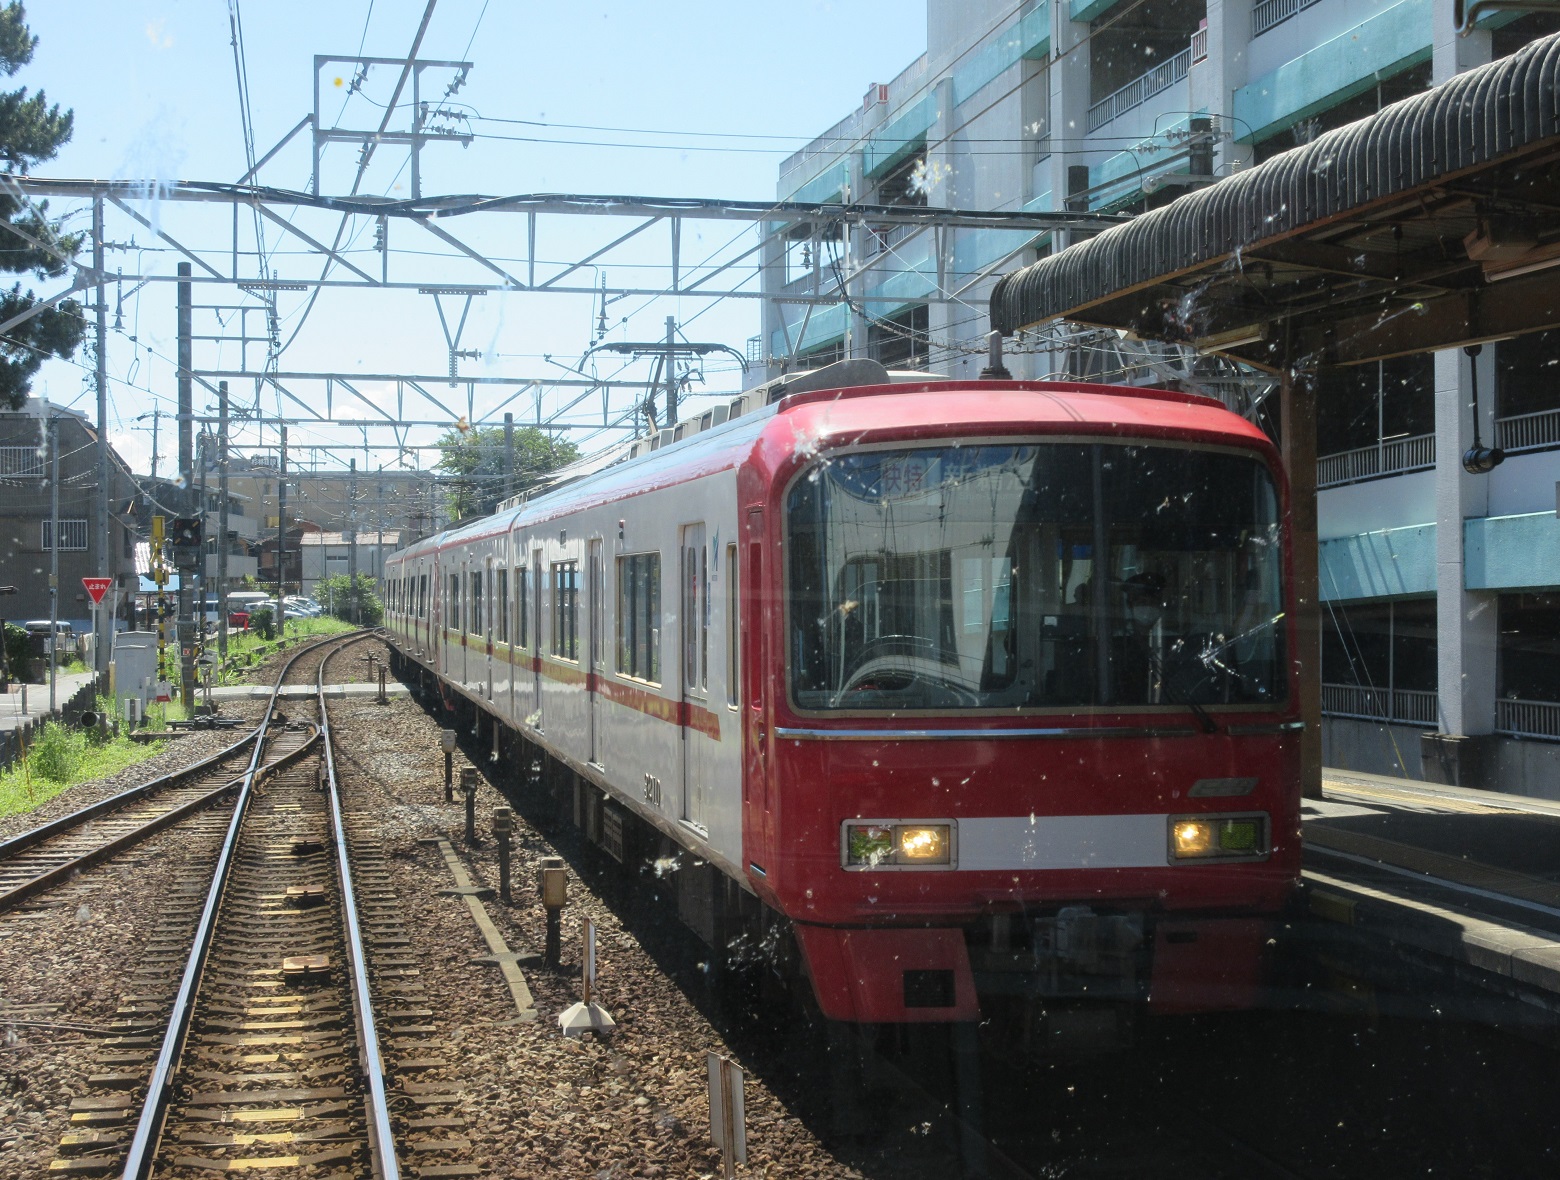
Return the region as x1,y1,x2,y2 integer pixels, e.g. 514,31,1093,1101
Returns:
786,442,1285,711
496,568,509,643
450,573,462,633
552,560,579,660
617,553,661,683
726,543,739,707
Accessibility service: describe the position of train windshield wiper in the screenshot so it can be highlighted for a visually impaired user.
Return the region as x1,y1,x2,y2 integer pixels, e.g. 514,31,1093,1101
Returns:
1134,631,1217,734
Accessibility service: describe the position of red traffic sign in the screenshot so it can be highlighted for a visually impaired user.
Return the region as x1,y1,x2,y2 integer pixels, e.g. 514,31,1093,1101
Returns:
82,577,113,604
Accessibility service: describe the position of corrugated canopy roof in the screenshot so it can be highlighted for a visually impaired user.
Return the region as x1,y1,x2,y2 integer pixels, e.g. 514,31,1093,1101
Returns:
990,34,1560,370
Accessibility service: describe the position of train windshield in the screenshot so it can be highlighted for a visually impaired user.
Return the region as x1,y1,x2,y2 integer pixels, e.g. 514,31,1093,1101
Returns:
786,441,1285,712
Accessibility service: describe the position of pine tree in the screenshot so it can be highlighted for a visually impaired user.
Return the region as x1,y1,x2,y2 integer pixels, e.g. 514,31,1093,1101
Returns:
0,2,81,411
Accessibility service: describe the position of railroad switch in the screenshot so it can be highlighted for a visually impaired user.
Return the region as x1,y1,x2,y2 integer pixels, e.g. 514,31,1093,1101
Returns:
285,884,328,909
281,954,330,985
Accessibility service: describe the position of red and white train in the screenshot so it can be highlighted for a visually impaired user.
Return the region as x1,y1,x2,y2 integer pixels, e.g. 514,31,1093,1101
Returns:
383,359,1302,1027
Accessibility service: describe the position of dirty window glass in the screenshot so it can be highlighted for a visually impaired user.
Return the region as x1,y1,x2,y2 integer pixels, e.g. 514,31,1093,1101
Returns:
786,442,1284,711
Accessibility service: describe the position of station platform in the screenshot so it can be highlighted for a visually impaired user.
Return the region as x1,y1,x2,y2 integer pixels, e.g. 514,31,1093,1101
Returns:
1304,767,1560,1004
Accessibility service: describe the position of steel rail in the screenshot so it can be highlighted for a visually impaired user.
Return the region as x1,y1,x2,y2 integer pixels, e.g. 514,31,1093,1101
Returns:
117,629,367,1180
318,632,403,1180
0,736,319,912
0,727,261,864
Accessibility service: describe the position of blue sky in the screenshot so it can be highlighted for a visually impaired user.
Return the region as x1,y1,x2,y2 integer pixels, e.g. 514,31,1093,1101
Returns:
20,1,927,472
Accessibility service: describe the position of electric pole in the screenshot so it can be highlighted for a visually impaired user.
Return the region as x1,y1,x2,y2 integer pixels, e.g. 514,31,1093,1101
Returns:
176,262,196,711
348,458,359,624
218,382,230,661
503,412,514,501
276,423,288,636
664,315,679,427
93,197,110,673
46,403,59,714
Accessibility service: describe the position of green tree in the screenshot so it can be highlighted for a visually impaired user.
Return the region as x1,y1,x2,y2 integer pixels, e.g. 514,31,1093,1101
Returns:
0,4,83,411
435,424,579,520
316,573,382,626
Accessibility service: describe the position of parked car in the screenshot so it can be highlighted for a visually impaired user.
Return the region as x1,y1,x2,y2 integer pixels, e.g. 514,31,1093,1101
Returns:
22,620,77,659
283,596,322,617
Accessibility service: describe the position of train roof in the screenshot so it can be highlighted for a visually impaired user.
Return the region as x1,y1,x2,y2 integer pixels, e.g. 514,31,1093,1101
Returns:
390,362,1273,562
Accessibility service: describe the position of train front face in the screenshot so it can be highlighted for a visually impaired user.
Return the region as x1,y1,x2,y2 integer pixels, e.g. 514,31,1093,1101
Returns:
751,386,1302,1024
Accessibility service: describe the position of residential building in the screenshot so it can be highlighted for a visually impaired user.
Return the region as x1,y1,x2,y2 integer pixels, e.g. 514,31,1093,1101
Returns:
760,2,1560,794
0,399,141,630
298,529,402,598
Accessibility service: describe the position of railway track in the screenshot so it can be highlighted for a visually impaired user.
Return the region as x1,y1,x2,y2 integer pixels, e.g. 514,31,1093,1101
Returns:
0,639,362,915
94,631,404,1179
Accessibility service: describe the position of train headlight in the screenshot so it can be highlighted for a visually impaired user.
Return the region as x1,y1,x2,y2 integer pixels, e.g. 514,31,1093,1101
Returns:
1169,814,1267,861
897,825,951,862
843,821,955,868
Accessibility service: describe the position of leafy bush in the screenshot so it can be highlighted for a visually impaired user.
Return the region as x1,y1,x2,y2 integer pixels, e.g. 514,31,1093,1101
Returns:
28,721,87,782
249,605,274,639
3,622,31,683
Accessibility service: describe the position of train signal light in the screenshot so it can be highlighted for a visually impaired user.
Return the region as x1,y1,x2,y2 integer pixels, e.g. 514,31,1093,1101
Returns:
170,516,203,570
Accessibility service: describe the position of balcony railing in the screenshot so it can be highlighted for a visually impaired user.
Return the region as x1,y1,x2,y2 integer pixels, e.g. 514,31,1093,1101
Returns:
1087,46,1192,132
1495,406,1560,453
1190,26,1208,63
1253,0,1323,37
0,444,43,476
1322,683,1440,726
1497,698,1560,741
1316,432,1435,488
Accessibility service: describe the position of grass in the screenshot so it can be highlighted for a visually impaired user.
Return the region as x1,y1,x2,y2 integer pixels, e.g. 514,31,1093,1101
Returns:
215,616,355,684
0,701,172,819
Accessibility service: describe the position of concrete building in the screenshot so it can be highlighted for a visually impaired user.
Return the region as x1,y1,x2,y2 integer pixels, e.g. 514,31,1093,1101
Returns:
298,530,401,599
761,2,1560,794
0,399,141,631
223,456,443,546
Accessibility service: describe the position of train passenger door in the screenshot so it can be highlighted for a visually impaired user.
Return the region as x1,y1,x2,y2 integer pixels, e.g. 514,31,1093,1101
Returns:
484,556,495,700
744,508,773,866
531,547,545,728
588,539,604,766
680,523,710,832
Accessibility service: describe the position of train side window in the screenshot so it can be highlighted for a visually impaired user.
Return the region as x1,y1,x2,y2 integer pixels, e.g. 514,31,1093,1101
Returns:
552,560,579,660
726,543,739,707
419,573,428,619
450,573,462,633
471,571,484,636
496,568,509,643
616,552,661,683
517,566,529,648
746,537,763,709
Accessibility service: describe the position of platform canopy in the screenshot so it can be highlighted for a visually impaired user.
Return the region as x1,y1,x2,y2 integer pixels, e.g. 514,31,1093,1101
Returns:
990,34,1560,371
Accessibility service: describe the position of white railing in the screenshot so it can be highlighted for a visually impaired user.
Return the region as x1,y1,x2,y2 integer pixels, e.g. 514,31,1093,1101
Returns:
1190,26,1208,63
1322,683,1440,726
1253,0,1323,36
1497,698,1560,741
1087,46,1192,132
1316,432,1435,488
1495,406,1560,453
0,444,43,476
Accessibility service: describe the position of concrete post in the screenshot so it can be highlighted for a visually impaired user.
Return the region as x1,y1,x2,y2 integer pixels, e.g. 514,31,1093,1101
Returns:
461,765,478,843
1280,367,1323,800
1433,346,1498,741
93,198,110,674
